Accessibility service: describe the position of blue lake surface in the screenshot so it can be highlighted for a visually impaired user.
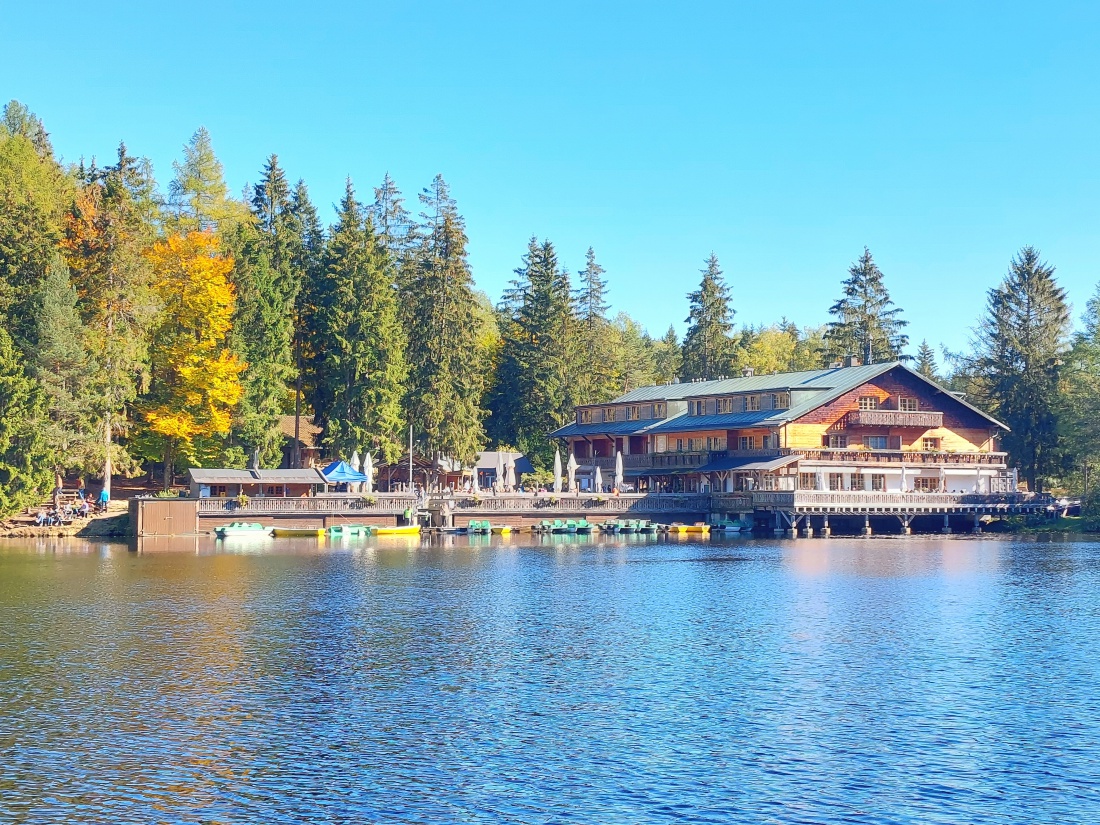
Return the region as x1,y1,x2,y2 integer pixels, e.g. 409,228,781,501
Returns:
1,534,1098,823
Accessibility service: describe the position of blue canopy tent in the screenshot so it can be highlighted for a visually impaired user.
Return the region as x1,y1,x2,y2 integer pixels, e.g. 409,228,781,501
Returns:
321,460,369,486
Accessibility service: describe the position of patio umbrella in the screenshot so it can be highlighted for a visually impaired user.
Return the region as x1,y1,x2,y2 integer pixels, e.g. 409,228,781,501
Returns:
567,452,578,493
553,448,563,494
471,462,479,493
496,451,505,490
505,455,516,491
350,450,361,492
614,450,624,491
594,465,603,493
363,452,374,494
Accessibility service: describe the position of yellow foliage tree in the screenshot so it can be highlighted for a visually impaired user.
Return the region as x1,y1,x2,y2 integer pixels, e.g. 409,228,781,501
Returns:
140,231,245,488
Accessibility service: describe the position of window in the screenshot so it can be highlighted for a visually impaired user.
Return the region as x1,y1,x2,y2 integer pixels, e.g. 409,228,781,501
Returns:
761,434,771,449
707,436,726,451
914,477,940,493
675,438,684,452
627,405,640,421
922,437,941,451
654,402,666,418
716,397,733,414
828,434,848,449
828,473,844,491
858,396,879,410
899,397,919,412
688,437,705,451
799,472,818,490
863,436,889,450
739,436,756,451
871,474,886,491
655,435,667,453
746,395,760,412
850,473,865,491
771,392,790,410
604,407,616,422
579,409,592,424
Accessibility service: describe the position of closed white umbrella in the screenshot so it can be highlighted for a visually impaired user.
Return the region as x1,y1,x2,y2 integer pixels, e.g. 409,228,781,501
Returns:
567,452,578,493
363,452,374,494
553,448,563,494
614,450,624,491
471,460,480,493
594,465,603,493
505,455,516,491
350,450,361,492
496,451,505,491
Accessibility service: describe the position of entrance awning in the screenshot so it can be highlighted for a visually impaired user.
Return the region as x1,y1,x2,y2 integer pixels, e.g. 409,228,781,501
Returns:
698,454,801,473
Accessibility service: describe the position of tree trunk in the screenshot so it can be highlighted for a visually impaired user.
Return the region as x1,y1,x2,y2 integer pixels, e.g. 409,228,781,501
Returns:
103,414,112,498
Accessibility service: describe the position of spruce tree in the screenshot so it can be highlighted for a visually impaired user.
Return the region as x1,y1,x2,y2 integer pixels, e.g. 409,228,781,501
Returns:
63,144,161,495
402,175,488,464
916,339,939,380
0,325,51,516
968,247,1070,491
371,173,415,262
681,254,736,381
573,247,618,403
823,248,908,365
492,237,578,464
312,181,408,461
32,254,99,474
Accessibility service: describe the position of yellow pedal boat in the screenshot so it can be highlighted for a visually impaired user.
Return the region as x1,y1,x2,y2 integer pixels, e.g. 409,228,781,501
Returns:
667,523,711,535
373,525,421,536
270,527,325,538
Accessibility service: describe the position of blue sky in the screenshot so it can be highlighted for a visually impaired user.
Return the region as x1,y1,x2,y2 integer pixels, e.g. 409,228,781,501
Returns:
4,1,1099,359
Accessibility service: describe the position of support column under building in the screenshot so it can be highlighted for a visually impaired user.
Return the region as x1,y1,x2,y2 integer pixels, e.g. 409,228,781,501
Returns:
942,513,953,534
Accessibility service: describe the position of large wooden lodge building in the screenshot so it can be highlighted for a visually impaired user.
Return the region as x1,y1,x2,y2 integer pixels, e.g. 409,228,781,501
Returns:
552,361,1016,498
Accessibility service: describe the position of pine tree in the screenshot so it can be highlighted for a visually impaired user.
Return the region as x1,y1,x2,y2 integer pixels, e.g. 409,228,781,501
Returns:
32,254,99,474
823,247,908,364
916,340,939,380
167,127,249,234
967,247,1070,491
402,175,488,464
371,173,415,262
0,326,51,516
681,254,736,381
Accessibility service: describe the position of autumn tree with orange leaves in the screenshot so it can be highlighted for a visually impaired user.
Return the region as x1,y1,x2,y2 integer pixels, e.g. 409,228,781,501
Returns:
138,231,244,489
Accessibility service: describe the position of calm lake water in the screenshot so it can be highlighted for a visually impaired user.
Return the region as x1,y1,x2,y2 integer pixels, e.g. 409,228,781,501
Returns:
1,533,1098,824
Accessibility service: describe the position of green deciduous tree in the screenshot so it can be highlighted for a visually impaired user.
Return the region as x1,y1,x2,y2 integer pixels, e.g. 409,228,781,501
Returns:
823,247,908,365
653,325,682,384
966,247,1070,491
681,254,737,381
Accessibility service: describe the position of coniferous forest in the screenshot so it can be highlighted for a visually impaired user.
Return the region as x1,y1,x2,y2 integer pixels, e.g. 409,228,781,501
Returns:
2,100,1099,515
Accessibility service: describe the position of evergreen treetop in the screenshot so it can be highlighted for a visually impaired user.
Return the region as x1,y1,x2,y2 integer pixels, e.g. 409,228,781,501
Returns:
823,247,908,365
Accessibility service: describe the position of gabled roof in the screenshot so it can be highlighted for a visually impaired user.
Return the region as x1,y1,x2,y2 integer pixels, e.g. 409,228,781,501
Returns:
552,362,1007,439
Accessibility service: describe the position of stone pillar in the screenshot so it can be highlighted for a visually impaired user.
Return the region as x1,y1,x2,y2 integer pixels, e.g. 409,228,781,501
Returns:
773,511,784,537
821,514,831,538
972,512,982,534
862,513,872,536
942,513,953,534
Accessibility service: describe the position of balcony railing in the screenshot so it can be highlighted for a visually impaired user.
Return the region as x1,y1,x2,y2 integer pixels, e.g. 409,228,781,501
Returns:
848,409,944,428
751,490,1047,510
794,448,1007,466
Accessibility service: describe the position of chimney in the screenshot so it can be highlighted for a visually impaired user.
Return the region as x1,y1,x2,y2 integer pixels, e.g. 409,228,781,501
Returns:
741,367,754,378
843,355,862,368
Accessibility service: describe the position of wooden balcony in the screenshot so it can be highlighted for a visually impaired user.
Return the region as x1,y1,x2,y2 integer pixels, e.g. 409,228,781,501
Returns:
751,490,1047,513
588,451,713,471
793,448,1007,466
449,492,711,514
848,409,943,428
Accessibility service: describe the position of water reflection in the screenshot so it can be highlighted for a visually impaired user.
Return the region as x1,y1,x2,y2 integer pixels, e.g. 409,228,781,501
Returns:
0,535,1098,823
